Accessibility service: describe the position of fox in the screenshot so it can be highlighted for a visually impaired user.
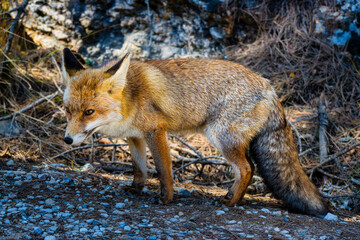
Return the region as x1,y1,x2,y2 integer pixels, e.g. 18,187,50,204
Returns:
61,48,329,217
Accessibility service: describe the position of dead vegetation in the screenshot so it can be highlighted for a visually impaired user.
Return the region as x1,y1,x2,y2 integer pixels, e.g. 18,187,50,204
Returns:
0,0,359,213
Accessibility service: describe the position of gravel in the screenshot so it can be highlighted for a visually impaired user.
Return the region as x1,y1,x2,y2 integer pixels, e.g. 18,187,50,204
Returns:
0,162,359,239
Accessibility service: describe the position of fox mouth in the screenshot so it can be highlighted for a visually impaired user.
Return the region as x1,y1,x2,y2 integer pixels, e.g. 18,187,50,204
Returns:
85,124,105,139
84,126,101,139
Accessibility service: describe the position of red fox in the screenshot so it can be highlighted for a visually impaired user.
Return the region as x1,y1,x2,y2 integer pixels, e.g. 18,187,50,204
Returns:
61,48,328,217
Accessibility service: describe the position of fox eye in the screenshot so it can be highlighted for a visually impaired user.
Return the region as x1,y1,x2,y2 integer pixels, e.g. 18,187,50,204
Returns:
84,109,95,116
65,107,70,114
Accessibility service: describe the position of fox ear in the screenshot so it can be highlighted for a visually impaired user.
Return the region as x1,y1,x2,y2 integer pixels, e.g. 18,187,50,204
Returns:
104,53,131,87
61,48,85,84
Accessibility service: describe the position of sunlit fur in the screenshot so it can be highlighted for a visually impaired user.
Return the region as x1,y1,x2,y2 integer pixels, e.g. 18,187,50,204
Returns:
62,52,328,217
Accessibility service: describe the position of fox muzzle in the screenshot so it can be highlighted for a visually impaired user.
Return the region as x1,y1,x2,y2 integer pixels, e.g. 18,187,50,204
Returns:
64,137,73,145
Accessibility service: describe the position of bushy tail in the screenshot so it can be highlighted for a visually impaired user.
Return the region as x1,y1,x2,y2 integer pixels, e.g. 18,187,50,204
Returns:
250,103,328,217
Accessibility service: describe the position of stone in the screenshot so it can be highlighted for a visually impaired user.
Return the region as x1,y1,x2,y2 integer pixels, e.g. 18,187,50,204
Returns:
6,160,14,166
44,236,56,240
0,120,20,137
45,199,55,206
324,213,338,221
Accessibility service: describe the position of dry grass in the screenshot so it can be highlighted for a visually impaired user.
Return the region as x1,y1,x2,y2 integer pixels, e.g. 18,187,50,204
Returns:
225,0,359,122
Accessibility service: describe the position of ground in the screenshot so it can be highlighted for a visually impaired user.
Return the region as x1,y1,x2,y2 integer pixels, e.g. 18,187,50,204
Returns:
0,160,359,240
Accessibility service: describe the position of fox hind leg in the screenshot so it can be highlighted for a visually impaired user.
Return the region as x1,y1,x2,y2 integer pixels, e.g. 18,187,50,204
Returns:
128,137,148,193
205,126,254,207
221,145,254,206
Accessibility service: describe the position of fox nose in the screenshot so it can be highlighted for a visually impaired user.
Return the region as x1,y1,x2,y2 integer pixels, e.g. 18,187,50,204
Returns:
64,137,73,145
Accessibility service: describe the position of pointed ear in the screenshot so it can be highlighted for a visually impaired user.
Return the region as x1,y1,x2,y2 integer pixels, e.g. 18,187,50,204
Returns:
103,53,131,87
61,48,85,84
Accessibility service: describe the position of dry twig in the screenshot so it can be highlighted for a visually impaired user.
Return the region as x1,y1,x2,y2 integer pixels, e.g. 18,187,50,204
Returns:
310,141,360,179
318,93,328,162
0,91,60,121
0,0,29,74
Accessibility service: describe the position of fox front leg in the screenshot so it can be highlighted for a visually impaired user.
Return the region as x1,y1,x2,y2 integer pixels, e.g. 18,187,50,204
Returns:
127,137,148,193
145,125,173,204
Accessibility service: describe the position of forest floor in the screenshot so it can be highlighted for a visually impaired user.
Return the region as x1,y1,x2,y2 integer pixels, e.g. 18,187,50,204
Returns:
0,159,359,240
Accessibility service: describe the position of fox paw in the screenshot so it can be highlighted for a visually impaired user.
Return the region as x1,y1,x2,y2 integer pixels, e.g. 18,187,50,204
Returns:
122,183,144,195
220,192,236,207
159,190,173,204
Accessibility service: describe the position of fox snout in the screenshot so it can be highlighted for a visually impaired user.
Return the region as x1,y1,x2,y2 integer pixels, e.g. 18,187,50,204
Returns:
63,132,87,146
64,137,73,145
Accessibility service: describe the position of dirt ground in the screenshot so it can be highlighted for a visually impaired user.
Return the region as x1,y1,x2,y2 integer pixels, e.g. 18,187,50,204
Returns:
0,159,359,240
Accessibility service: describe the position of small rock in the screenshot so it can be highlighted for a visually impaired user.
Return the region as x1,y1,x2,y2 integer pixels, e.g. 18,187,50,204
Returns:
272,211,282,216
45,199,55,206
49,226,58,232
170,218,178,223
92,231,103,237
14,181,22,186
80,227,88,233
44,236,56,240
124,225,131,231
112,210,125,215
43,214,53,219
324,213,338,221
209,27,225,40
61,212,71,218
227,220,236,224
216,210,225,215
6,160,14,166
115,203,125,208
50,163,67,168
261,208,271,214
80,163,95,172
33,227,42,235
48,177,57,184
274,227,280,232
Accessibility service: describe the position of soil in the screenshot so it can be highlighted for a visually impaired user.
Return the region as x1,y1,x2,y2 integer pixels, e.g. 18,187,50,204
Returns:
0,160,359,240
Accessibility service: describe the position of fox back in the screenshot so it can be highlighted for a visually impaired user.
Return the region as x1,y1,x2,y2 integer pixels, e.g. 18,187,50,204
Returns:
62,48,328,217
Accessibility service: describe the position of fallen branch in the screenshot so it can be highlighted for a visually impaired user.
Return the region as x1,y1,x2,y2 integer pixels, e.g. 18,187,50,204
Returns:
26,130,73,162
287,118,302,154
316,168,346,181
173,156,228,174
310,141,360,179
292,114,318,125
170,134,204,158
0,91,60,121
50,143,128,160
323,193,360,199
318,93,328,162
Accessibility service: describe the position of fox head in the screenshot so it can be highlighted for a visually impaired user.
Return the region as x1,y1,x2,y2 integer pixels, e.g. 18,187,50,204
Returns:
61,48,131,145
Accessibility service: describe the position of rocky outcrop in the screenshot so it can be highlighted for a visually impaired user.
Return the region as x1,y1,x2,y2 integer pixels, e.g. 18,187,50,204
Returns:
21,0,253,64
20,0,360,65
